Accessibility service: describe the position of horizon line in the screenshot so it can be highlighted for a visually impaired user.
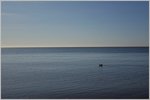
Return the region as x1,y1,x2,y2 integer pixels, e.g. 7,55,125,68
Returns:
1,46,149,48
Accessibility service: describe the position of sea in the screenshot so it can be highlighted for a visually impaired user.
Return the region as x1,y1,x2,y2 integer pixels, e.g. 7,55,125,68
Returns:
1,47,149,99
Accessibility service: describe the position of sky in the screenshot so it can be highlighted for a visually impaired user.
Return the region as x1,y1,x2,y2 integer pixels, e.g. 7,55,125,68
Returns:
1,1,149,47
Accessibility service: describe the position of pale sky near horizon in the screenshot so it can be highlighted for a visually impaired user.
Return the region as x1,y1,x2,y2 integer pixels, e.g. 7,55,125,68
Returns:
2,1,149,47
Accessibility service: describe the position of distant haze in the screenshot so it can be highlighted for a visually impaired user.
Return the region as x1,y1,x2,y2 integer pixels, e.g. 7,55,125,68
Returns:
2,1,149,47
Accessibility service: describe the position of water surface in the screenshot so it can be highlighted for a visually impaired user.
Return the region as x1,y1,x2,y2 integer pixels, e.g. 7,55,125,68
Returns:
1,47,149,99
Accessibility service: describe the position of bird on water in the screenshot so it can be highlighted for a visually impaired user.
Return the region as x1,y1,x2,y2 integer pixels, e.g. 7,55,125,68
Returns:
99,64,103,67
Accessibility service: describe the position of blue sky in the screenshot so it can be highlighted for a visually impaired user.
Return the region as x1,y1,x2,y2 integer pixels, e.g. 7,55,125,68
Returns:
2,1,149,47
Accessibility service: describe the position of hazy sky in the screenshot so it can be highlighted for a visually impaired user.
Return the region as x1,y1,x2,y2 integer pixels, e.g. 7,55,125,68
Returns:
2,1,149,47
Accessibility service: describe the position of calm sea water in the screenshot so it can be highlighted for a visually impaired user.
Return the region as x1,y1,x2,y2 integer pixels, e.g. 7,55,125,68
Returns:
1,47,149,99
